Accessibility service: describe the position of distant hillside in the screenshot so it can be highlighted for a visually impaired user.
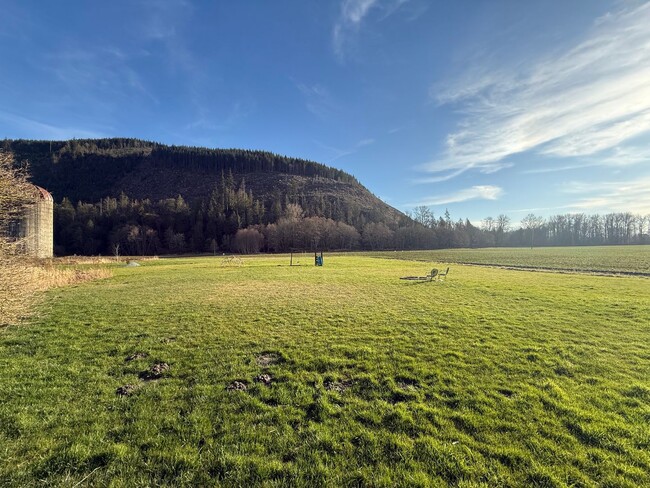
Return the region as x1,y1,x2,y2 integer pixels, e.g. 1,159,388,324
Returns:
4,138,407,229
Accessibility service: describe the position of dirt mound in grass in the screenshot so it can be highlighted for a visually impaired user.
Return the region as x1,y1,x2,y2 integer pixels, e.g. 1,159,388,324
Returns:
256,353,282,367
139,362,170,380
255,374,273,385
116,384,139,396
125,352,148,362
325,379,354,393
228,380,248,391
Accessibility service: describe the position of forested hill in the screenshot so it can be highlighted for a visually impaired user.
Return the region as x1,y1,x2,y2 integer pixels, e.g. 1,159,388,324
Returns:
4,138,406,228
3,139,645,256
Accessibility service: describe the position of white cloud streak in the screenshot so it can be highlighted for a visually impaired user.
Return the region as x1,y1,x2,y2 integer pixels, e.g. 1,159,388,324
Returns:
295,82,340,119
333,0,378,59
314,137,376,164
333,0,411,60
342,0,378,24
0,111,106,140
45,47,158,106
560,176,650,214
523,145,650,174
409,185,503,206
425,2,650,178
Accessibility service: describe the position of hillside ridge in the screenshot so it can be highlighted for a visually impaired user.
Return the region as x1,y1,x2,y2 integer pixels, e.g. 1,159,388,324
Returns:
4,138,407,229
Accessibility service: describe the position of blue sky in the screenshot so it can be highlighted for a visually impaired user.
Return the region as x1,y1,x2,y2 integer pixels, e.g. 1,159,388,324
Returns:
2,0,649,223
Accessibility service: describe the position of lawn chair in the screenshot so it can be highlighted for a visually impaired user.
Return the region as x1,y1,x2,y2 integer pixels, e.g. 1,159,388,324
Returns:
436,267,450,281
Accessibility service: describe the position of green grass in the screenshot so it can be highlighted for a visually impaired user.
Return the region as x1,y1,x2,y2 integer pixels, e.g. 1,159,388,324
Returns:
1,254,649,486
366,245,650,274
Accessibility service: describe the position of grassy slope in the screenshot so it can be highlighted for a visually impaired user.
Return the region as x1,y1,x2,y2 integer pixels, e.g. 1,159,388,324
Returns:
367,245,650,274
1,255,649,486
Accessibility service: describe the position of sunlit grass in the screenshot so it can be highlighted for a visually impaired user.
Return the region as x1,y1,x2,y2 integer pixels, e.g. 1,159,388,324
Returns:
1,254,648,486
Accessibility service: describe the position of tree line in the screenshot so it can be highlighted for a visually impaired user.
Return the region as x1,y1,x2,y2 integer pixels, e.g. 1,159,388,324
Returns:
409,207,650,248
54,186,649,256
514,212,650,247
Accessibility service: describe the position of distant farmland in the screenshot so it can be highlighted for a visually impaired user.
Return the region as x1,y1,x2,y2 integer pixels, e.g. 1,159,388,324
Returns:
367,245,650,275
1,250,649,486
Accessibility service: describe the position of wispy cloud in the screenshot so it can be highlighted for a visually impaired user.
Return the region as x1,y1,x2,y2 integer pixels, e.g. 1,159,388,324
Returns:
333,0,379,59
411,168,470,184
184,101,254,133
314,137,376,164
424,2,650,179
136,0,248,137
559,176,650,214
506,205,575,215
137,0,192,40
343,0,378,23
409,185,503,206
0,110,107,140
332,0,413,60
523,146,650,174
295,82,341,120
45,47,158,106
356,138,375,147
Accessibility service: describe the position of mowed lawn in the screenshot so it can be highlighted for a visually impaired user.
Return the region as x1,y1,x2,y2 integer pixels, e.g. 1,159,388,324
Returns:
1,254,649,487
367,245,650,274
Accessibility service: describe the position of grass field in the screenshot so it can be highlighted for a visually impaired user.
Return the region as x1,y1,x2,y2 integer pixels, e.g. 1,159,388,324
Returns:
1,251,649,486
367,245,650,275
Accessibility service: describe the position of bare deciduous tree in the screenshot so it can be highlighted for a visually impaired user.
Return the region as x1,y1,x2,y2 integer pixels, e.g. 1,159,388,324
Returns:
233,228,264,254
413,206,435,228
0,152,32,224
0,151,38,325
521,213,545,249
481,216,495,232
496,214,511,233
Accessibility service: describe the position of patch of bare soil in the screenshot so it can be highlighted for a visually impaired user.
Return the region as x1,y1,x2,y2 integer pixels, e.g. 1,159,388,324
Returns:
255,374,273,385
227,380,248,391
139,362,170,381
125,352,148,362
256,353,281,367
116,384,139,396
324,379,354,393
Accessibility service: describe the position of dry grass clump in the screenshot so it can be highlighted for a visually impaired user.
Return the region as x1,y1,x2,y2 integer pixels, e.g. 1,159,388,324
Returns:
55,255,159,265
0,258,113,326
0,242,37,326
31,266,112,290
